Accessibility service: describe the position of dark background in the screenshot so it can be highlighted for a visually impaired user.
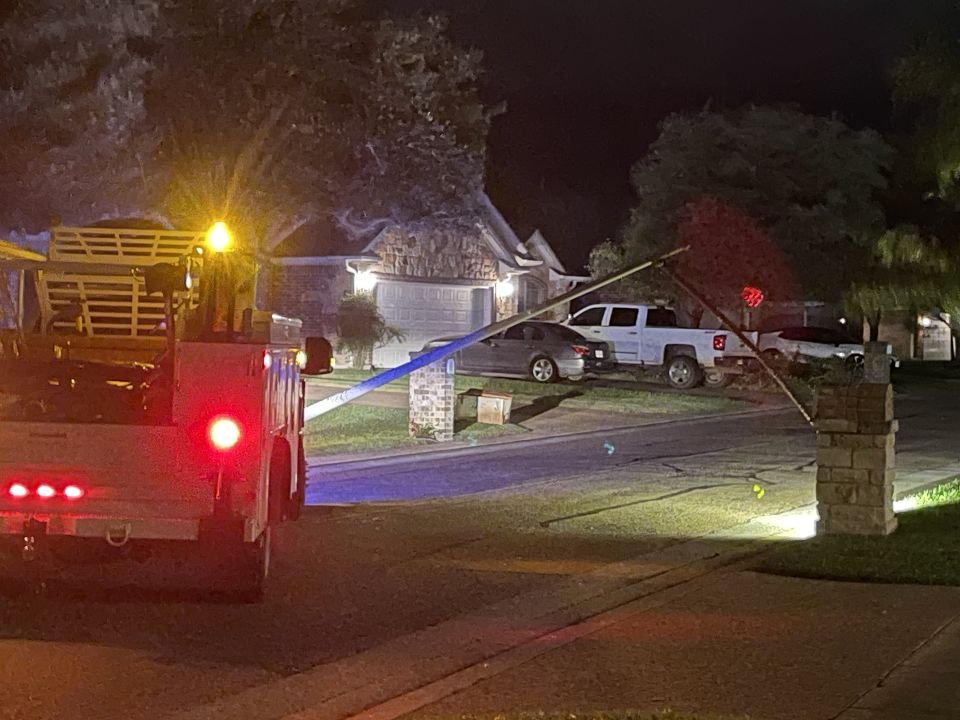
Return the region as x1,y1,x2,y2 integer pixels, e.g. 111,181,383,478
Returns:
383,0,951,271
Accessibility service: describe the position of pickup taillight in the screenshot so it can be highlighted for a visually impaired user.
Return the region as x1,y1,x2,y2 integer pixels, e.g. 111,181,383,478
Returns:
713,335,727,351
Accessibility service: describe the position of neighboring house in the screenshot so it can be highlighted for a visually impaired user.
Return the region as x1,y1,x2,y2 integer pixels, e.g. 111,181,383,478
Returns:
865,310,955,361
267,195,588,367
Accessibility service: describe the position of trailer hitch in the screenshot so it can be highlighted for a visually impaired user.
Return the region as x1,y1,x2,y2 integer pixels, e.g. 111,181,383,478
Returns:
21,518,46,562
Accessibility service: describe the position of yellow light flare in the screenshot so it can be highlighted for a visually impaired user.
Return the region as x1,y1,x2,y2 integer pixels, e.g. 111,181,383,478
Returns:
206,222,233,253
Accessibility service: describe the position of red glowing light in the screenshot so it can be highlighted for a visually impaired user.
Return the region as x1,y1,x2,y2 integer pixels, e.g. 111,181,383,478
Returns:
8,483,29,498
63,485,85,500
713,335,727,351
36,484,56,499
741,286,765,308
209,417,241,451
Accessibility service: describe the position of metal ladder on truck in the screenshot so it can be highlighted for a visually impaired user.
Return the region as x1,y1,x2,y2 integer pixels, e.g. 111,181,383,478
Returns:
36,226,206,338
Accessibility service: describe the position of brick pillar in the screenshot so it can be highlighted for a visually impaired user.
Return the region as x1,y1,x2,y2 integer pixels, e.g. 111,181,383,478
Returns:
408,354,456,442
815,384,898,535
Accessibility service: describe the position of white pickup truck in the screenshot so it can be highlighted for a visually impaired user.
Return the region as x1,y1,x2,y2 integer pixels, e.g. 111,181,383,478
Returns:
566,303,751,389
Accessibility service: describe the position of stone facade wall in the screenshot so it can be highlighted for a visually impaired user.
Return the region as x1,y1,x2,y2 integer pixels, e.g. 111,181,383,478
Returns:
815,384,897,536
408,354,456,442
376,227,498,282
267,264,351,338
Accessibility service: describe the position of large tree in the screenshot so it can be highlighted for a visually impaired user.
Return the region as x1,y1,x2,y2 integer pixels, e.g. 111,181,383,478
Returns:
0,1,492,249
592,105,893,309
847,226,960,341
0,1,160,230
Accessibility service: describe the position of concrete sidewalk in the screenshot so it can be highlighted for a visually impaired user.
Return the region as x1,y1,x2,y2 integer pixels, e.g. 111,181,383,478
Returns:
399,568,960,720
837,616,960,719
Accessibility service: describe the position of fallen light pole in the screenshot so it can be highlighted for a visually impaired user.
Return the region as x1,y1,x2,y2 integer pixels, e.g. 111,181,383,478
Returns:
304,246,690,422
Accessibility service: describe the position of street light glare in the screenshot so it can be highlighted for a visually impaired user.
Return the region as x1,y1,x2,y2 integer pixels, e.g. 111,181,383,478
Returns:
207,222,232,253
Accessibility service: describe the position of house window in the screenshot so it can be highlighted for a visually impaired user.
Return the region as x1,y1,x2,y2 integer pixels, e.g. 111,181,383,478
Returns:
519,277,545,313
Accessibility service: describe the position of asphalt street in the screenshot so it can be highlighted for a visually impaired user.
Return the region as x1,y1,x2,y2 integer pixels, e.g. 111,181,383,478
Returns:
0,381,956,720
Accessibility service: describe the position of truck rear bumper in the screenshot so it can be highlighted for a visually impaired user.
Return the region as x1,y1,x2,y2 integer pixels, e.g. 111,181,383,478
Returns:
0,513,201,541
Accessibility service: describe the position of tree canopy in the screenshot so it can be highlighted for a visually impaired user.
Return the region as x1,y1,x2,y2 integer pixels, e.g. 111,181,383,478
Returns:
0,1,492,249
593,105,894,307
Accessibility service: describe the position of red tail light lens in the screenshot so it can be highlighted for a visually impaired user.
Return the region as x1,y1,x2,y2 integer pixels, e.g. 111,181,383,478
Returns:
572,345,591,357
63,485,85,500
8,483,28,499
713,335,727,351
209,417,241,451
36,484,56,499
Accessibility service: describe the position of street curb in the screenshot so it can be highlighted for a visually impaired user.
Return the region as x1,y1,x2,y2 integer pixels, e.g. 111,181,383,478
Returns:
307,405,795,471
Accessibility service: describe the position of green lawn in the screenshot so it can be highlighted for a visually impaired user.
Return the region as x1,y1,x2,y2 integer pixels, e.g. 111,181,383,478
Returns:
757,490,960,586
303,404,527,456
320,370,741,416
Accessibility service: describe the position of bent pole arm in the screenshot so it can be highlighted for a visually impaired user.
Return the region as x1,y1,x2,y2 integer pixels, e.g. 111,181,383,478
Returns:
304,246,690,422
659,266,814,427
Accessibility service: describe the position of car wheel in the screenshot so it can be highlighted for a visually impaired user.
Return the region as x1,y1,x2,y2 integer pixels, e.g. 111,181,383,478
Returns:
530,357,558,383
703,369,731,388
846,354,865,378
665,355,701,390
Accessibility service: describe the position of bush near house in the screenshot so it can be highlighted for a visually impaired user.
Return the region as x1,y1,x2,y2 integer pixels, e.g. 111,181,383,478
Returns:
335,293,404,369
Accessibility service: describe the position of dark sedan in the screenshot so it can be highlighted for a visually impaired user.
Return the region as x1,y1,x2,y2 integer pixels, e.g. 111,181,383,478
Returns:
425,321,613,383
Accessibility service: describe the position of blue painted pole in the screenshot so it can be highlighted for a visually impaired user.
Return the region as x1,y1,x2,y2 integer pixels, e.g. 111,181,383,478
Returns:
304,246,689,422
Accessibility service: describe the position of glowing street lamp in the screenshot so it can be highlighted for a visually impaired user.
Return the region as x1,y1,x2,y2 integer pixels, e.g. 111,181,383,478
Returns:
206,222,233,253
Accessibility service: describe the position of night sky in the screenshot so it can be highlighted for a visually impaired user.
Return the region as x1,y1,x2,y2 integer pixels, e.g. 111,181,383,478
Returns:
386,0,952,271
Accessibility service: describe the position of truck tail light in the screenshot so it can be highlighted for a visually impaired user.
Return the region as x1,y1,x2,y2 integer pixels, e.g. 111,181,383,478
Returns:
209,416,241,452
36,484,56,499
713,335,727,351
64,485,85,500
8,483,28,499
572,345,591,357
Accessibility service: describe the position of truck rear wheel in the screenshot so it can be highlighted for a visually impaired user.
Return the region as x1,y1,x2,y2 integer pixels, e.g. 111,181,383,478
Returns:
665,355,701,390
703,369,731,388
231,528,271,604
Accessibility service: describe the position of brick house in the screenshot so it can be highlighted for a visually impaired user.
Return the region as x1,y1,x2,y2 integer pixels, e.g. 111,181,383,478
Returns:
266,195,587,367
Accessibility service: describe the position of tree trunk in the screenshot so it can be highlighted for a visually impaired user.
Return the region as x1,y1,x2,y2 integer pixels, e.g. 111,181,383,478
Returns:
688,305,704,329
868,311,881,342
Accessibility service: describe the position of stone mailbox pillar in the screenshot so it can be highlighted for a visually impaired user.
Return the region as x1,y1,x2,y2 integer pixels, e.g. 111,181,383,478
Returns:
408,354,456,442
863,341,892,384
815,383,898,536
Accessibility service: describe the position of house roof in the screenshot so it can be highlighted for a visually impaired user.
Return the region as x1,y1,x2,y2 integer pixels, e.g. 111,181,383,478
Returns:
269,195,574,279
272,215,370,258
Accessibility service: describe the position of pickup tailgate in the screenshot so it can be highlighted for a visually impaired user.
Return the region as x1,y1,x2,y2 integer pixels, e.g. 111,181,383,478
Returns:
0,422,213,528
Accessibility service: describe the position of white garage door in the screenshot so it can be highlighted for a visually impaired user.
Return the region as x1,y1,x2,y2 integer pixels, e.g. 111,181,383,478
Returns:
374,281,493,367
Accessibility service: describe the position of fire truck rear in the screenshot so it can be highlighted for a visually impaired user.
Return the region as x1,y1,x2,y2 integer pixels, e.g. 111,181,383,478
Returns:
0,225,331,600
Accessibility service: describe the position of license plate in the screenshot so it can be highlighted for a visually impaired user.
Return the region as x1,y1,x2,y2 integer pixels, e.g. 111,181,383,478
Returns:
595,350,604,358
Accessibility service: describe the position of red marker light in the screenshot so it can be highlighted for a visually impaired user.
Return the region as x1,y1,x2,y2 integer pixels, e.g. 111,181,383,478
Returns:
713,335,727,351
741,286,765,309
209,417,241,451
63,485,85,500
36,484,56,499
8,483,28,498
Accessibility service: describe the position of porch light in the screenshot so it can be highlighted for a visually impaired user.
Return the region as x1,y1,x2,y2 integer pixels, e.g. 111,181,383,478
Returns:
354,270,378,293
495,278,515,298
